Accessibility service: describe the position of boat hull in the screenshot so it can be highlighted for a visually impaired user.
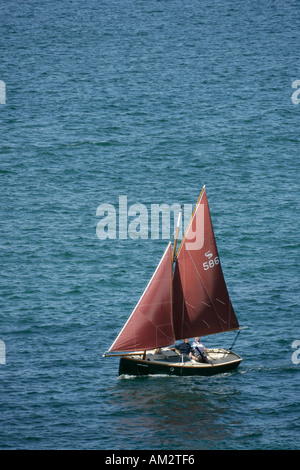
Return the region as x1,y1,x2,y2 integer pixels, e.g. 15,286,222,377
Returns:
118,348,242,377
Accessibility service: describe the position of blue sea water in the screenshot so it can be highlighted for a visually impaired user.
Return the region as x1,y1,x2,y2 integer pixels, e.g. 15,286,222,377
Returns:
0,0,299,451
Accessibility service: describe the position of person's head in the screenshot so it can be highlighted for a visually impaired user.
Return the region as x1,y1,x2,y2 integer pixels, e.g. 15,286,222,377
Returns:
195,337,199,342
184,338,189,343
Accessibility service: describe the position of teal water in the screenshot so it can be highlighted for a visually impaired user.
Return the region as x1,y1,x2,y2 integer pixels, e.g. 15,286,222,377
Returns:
1,0,299,450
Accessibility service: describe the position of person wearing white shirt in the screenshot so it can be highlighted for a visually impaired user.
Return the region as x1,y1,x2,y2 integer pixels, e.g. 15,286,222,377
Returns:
192,337,210,363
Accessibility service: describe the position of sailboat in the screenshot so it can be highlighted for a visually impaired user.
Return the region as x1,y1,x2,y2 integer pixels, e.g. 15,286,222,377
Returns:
103,186,242,376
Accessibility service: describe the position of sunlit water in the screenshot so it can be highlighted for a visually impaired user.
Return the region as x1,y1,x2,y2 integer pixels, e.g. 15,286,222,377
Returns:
0,0,299,450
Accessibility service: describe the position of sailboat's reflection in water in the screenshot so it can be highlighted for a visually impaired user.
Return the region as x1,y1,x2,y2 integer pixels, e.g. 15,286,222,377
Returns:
109,375,241,449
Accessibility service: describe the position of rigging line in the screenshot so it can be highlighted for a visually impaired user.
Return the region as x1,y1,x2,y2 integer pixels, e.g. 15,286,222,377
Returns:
229,329,241,350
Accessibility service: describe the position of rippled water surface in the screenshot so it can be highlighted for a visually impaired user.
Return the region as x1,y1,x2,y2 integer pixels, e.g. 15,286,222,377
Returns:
0,0,299,450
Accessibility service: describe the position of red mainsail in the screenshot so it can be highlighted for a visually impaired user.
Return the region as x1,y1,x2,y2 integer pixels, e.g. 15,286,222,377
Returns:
172,188,239,340
109,242,175,352
108,187,239,353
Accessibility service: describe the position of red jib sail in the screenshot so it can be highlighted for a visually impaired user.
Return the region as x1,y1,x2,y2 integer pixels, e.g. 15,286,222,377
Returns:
172,188,239,340
109,242,175,352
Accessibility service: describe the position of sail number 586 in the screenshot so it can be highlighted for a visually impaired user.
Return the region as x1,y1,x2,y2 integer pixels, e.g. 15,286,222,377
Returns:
203,257,219,270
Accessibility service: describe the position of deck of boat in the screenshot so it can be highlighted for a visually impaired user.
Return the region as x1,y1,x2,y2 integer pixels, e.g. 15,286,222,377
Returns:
119,347,242,376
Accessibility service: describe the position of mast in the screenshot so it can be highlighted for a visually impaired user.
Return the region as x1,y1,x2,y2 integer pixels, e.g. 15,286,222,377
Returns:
172,206,182,262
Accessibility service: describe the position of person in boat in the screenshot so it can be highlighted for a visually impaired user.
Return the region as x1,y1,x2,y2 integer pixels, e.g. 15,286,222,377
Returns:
177,338,197,360
192,337,210,363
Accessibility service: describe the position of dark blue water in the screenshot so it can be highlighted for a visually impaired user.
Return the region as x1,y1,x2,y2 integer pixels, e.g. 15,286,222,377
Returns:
1,0,299,450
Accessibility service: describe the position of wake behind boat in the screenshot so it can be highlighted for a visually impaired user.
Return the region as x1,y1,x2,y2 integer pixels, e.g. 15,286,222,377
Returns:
104,186,242,376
